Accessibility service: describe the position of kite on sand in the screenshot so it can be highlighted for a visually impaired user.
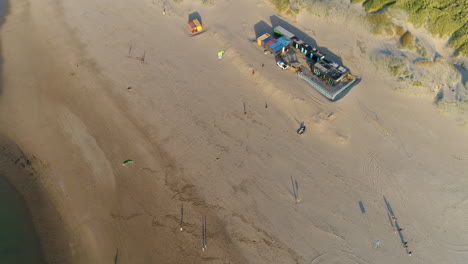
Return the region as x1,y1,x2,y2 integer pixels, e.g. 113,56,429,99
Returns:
122,160,134,166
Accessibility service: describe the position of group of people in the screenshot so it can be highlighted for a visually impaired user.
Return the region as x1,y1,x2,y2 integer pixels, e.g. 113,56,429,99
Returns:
391,215,412,256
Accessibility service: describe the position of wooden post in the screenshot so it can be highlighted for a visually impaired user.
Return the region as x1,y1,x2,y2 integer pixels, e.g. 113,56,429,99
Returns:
202,217,207,251
291,176,301,203
141,51,146,63
205,216,208,248
179,204,184,231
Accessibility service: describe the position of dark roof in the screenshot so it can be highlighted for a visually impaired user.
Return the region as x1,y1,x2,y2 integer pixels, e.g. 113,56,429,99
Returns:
314,59,349,80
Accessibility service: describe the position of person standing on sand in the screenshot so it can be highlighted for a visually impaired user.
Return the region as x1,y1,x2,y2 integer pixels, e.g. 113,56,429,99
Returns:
252,69,255,75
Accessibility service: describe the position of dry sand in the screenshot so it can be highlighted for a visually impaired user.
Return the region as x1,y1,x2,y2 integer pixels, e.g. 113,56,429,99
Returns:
0,0,467,263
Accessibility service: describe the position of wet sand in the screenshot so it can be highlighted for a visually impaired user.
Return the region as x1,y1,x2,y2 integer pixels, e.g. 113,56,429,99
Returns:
0,0,45,262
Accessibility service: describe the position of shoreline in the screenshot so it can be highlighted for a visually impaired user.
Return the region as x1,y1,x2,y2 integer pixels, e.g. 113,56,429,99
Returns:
0,0,78,262
0,0,57,263
0,0,248,262
0,137,65,263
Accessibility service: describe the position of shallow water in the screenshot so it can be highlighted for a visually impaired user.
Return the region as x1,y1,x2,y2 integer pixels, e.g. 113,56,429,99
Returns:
0,176,45,264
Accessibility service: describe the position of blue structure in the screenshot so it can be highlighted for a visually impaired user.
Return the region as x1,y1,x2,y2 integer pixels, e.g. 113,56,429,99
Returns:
266,35,292,54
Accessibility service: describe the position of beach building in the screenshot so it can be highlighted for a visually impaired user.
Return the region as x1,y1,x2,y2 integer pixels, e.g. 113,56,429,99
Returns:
257,33,270,46
274,26,295,39
257,25,357,100
311,58,350,86
257,33,292,55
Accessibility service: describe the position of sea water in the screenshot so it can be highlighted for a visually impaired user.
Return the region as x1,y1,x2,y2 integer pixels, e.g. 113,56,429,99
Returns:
0,176,45,263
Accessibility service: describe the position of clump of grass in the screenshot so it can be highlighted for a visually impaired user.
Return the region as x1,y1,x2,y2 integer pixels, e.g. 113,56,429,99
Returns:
395,25,405,36
271,0,291,13
350,0,366,3
356,0,467,55
200,0,215,6
413,60,433,66
400,31,415,49
373,53,410,77
415,39,427,57
398,0,466,37
448,23,468,56
367,13,396,35
363,0,397,13
286,8,300,17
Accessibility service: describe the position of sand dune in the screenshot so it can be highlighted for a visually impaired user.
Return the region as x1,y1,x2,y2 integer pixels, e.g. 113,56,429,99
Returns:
0,0,467,263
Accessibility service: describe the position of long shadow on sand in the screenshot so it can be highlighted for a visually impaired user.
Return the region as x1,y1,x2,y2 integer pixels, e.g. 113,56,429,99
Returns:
254,20,272,38
384,196,408,246
332,78,361,102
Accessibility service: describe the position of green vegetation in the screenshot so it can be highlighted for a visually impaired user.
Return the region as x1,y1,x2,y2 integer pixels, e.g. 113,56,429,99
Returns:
271,0,291,13
358,0,468,56
270,0,467,55
415,39,428,57
413,60,433,66
200,0,215,5
395,25,405,36
367,13,397,35
372,54,410,77
400,31,414,49
362,0,396,13
449,23,468,56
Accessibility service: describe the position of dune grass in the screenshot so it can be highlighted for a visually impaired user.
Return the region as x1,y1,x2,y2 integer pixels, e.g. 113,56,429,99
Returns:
400,31,414,49
366,13,397,35
449,23,468,56
271,0,291,13
362,0,396,13
360,0,468,55
270,0,467,55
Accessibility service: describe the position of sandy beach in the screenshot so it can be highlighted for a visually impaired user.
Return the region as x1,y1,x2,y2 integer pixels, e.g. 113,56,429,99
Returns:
0,0,467,263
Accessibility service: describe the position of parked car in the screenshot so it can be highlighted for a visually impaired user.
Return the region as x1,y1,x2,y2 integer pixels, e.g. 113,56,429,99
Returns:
276,60,289,70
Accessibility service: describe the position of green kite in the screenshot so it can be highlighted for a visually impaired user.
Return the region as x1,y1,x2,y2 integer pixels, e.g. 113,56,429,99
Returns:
122,160,134,166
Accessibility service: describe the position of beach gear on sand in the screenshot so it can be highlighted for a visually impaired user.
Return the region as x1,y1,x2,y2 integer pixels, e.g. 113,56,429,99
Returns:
375,240,381,248
297,122,306,135
122,160,134,166
218,50,224,59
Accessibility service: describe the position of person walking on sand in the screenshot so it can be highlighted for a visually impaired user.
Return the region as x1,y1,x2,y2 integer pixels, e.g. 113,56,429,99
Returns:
262,63,264,67
252,69,255,75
